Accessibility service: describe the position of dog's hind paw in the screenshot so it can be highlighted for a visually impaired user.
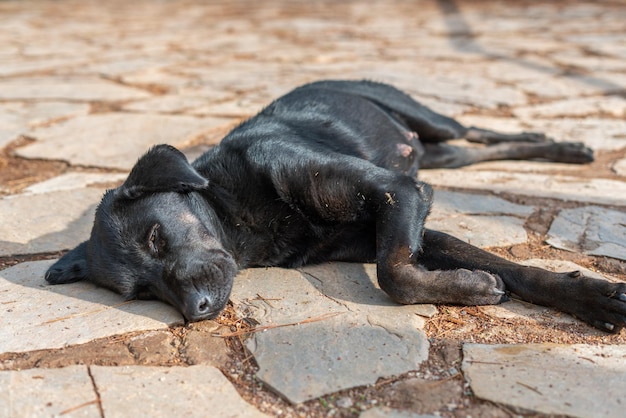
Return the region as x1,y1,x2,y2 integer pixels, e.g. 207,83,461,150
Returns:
519,131,550,143
552,142,594,163
563,278,626,333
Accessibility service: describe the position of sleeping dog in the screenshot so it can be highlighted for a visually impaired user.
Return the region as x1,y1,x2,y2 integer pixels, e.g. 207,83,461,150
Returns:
45,80,626,333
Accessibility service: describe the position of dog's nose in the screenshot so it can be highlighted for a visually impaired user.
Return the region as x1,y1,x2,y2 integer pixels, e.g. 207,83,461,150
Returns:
196,296,211,315
184,294,221,322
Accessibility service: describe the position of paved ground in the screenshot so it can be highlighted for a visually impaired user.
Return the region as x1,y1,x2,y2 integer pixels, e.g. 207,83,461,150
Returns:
1,0,625,417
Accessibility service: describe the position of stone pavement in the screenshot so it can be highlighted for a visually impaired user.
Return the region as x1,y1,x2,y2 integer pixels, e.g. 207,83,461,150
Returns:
1,0,625,417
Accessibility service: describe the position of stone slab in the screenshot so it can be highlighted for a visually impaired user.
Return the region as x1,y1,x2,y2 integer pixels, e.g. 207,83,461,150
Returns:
17,113,231,170
516,75,618,99
513,96,626,119
0,188,104,256
91,365,268,418
0,365,99,417
21,172,126,195
0,260,183,354
358,68,526,109
522,118,626,151
420,170,626,207
122,95,212,114
230,264,430,404
613,158,626,177
360,408,437,418
0,101,90,149
0,76,151,101
426,190,533,248
547,206,626,261
463,343,626,417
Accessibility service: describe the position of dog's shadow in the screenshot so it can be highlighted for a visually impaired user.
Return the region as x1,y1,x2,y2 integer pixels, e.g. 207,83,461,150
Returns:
298,262,400,308
0,258,184,329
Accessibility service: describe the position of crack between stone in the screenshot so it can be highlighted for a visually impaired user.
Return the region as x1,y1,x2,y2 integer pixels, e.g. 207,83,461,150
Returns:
298,269,355,313
87,366,105,418
365,316,407,341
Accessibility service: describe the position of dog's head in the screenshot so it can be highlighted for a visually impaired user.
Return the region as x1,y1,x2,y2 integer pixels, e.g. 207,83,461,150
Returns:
45,145,238,322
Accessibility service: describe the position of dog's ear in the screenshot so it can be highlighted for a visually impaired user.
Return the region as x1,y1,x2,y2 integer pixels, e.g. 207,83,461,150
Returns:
45,241,88,284
116,144,208,200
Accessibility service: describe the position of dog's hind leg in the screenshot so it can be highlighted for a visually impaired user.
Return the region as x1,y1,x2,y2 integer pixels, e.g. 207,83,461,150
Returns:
463,127,549,144
419,140,594,169
416,229,626,332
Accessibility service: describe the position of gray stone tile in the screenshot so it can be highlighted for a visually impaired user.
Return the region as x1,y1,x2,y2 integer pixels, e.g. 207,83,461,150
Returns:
455,116,525,134
0,101,90,149
523,118,626,151
0,76,151,101
613,158,626,177
0,365,99,417
552,51,626,72
188,98,265,118
377,73,527,109
21,172,126,195
360,407,437,418
463,343,626,417
0,260,183,354
426,190,533,248
230,265,430,404
91,365,268,417
513,97,626,120
0,188,103,256
122,95,212,114
420,170,626,207
516,75,618,99
0,57,91,77
17,113,231,170
547,206,626,261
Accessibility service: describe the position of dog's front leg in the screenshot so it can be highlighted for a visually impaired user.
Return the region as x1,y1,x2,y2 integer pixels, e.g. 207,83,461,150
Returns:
372,177,507,306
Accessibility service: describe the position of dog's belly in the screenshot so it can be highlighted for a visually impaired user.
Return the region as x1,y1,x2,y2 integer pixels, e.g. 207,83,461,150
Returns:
228,211,376,269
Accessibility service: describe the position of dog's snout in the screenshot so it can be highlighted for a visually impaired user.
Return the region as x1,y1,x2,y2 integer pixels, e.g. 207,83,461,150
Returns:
196,296,212,316
185,293,221,321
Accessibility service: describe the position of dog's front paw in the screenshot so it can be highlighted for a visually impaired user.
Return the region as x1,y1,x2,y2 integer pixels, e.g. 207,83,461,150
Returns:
457,269,508,305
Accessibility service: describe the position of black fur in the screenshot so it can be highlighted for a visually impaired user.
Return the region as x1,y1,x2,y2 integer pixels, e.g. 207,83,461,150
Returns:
46,80,626,332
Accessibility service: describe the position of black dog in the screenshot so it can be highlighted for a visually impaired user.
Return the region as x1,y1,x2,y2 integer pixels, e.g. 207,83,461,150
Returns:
45,80,626,332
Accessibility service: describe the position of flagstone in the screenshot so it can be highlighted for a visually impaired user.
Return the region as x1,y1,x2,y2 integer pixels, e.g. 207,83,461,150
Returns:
230,265,430,404
122,95,212,114
0,260,183,354
513,96,626,119
360,408,437,418
518,118,626,151
0,76,151,101
0,101,90,149
22,172,126,195
463,343,626,417
0,365,98,417
612,158,626,177
91,365,268,417
420,170,626,207
516,75,619,99
546,206,626,261
0,188,103,256
426,190,533,248
17,113,231,170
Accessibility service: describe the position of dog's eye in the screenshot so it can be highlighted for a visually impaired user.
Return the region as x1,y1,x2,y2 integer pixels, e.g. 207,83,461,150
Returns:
148,224,166,255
